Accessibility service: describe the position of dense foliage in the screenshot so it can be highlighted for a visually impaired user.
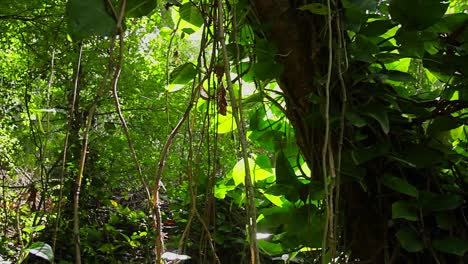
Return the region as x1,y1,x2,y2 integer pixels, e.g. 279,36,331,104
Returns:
1,0,467,263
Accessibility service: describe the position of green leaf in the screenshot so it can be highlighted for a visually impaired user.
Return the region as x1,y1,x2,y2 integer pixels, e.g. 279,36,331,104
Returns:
351,141,390,164
253,61,284,81
263,193,285,207
255,154,273,171
214,183,235,199
435,212,457,230
126,0,157,18
392,201,418,221
169,63,197,85
396,227,423,252
275,151,298,185
258,240,284,255
298,3,329,15
402,144,442,169
345,111,367,127
23,225,46,234
395,28,438,57
418,192,464,211
433,238,468,256
342,0,377,11
231,158,273,186
428,116,462,136
249,130,284,152
389,0,449,30
374,70,417,83
362,103,389,134
360,19,396,37
179,3,204,27
352,34,379,62
27,242,54,262
181,28,196,35
382,175,418,198
215,108,237,134
66,0,116,39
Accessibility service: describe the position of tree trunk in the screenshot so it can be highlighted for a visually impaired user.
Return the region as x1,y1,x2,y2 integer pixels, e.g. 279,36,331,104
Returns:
252,1,387,262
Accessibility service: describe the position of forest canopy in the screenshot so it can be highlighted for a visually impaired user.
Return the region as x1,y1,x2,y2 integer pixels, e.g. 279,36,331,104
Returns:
1,0,468,263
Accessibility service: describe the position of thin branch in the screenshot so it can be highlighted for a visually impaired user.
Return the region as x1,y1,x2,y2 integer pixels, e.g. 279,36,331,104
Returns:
217,0,260,262
72,1,127,262
321,0,334,262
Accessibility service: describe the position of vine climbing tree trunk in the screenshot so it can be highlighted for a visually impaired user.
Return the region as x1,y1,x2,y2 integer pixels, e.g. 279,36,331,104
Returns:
251,0,386,262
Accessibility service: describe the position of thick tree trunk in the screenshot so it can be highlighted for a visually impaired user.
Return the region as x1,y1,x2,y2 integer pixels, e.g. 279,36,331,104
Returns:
253,0,327,177
252,1,387,262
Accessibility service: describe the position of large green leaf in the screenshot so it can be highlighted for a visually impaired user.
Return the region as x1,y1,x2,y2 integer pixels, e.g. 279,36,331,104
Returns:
298,3,329,15
126,0,157,18
362,103,389,134
435,212,457,230
214,183,236,199
389,0,449,30
27,242,54,262
258,240,284,255
351,141,390,164
428,116,462,136
404,145,443,169
418,191,464,211
22,225,45,234
66,0,117,39
169,63,197,84
275,150,298,185
179,3,204,27
395,28,438,58
351,34,379,62
433,238,468,256
374,70,417,83
424,54,468,78
392,201,418,221
253,61,284,81
382,174,418,198
396,227,423,253
360,19,396,37
231,158,273,186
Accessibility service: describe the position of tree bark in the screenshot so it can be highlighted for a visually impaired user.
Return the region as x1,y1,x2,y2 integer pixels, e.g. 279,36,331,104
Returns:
252,1,387,262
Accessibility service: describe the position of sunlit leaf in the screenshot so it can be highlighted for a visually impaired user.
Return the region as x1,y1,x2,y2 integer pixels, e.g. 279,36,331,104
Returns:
162,252,191,260
263,193,284,207
27,242,54,262
23,225,45,234
214,184,235,199
258,240,284,255
231,158,273,186
216,108,237,133
179,3,203,27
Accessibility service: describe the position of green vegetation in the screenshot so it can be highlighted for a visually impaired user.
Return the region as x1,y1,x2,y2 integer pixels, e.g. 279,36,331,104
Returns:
1,0,467,263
